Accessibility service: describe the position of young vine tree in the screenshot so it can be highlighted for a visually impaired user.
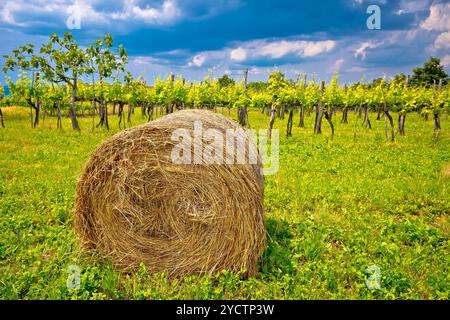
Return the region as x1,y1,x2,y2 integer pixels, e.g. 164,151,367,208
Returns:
6,72,44,128
3,33,88,130
86,33,128,131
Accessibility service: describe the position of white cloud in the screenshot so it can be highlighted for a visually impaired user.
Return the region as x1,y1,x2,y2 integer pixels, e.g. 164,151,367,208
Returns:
0,0,242,29
259,40,335,59
230,39,336,61
188,54,206,67
68,0,109,25
249,67,262,75
0,2,25,26
230,47,247,61
0,0,182,28
354,41,382,59
420,3,450,51
405,29,420,41
186,37,337,70
395,0,430,15
442,54,450,67
302,40,335,57
259,41,296,58
435,31,450,50
186,50,228,68
132,55,171,66
111,0,181,24
420,3,450,31
133,56,152,65
0,0,109,27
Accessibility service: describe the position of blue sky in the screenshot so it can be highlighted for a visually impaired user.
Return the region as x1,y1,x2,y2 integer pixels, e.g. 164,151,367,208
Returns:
0,0,449,84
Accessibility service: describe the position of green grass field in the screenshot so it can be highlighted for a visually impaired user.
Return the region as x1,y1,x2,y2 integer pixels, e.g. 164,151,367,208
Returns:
0,107,449,299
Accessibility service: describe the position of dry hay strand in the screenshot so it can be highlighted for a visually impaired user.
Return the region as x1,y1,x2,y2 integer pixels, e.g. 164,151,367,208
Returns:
74,110,266,277
442,163,450,178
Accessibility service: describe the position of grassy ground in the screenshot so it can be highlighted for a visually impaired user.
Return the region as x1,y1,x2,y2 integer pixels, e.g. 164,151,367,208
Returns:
0,106,449,300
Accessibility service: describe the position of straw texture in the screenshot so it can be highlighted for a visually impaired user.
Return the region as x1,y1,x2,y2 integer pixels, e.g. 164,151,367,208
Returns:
74,110,266,277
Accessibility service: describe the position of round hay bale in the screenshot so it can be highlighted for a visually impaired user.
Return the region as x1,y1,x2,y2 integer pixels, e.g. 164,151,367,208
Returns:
74,110,266,277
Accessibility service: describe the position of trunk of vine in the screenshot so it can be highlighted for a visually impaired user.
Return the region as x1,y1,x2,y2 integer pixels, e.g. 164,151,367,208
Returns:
30,105,33,128
69,77,80,131
127,104,133,122
398,113,406,136
90,77,96,131
104,103,109,131
237,107,248,127
324,109,334,138
286,109,293,137
118,104,122,126
166,103,173,114
91,100,96,131
33,105,39,128
298,105,305,127
69,75,80,131
57,102,62,129
27,98,39,128
118,102,126,129
97,102,104,128
376,106,381,120
97,102,109,130
147,105,153,122
433,112,441,138
112,102,116,115
384,109,395,141
341,109,348,123
69,106,80,131
268,101,276,140
314,103,323,134
362,105,371,129
0,108,5,128
384,113,389,142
